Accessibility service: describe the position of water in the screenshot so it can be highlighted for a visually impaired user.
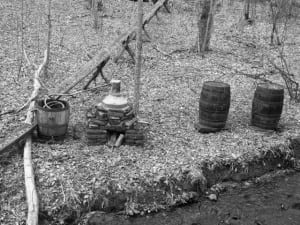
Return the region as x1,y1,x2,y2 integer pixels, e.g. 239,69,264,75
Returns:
88,172,300,225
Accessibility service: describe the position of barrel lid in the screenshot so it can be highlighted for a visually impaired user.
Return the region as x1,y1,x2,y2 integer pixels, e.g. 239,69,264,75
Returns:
203,81,230,88
202,81,230,93
256,83,284,95
257,83,284,90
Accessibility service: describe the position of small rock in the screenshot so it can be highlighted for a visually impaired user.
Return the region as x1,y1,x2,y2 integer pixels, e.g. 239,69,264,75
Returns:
280,203,288,210
277,163,282,168
243,181,251,187
208,193,218,201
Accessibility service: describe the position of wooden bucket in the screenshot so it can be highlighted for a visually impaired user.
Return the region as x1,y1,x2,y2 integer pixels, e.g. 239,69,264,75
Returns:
35,99,70,139
251,83,284,130
198,81,230,131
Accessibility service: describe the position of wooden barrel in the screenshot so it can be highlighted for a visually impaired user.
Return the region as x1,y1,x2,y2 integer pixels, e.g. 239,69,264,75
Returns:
198,81,230,130
35,99,70,139
251,83,284,130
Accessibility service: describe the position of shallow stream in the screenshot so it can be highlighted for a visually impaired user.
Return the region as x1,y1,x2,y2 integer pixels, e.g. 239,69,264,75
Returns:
90,172,300,225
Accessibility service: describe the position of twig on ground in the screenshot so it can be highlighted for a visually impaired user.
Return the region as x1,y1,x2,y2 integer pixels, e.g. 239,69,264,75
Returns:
151,44,172,58
219,64,278,85
138,120,150,125
168,48,188,55
60,182,66,204
24,49,37,68
0,110,16,117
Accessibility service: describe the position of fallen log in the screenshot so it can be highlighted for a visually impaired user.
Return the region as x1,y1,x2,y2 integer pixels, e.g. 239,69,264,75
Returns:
24,49,48,225
57,0,169,96
0,123,37,155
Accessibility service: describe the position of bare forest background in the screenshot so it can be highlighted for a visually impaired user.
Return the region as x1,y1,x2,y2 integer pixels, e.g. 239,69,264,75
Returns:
0,0,300,225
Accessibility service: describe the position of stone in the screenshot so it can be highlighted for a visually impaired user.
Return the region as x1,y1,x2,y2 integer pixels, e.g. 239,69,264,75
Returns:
86,128,108,135
108,117,122,125
89,119,108,126
107,111,125,118
88,123,101,129
207,193,218,201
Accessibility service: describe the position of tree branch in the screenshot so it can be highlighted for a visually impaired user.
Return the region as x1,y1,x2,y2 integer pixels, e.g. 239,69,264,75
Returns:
24,49,48,225
57,0,168,96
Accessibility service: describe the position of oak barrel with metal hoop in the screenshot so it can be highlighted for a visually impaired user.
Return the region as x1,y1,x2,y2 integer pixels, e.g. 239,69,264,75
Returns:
251,83,284,130
198,81,231,131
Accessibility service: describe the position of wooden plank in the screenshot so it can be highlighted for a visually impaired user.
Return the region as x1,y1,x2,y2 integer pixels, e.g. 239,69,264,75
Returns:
0,123,37,155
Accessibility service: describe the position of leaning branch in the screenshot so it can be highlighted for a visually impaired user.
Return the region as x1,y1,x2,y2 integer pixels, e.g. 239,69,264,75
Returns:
57,0,168,97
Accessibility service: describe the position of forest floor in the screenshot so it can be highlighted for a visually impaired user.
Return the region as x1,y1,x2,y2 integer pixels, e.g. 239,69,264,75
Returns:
0,0,300,224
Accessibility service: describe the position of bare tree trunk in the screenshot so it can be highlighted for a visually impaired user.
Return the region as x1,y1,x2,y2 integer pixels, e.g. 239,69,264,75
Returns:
269,0,281,45
244,0,250,20
44,0,52,77
92,0,98,29
195,0,216,53
91,0,103,31
17,0,25,78
37,1,41,55
134,0,143,115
